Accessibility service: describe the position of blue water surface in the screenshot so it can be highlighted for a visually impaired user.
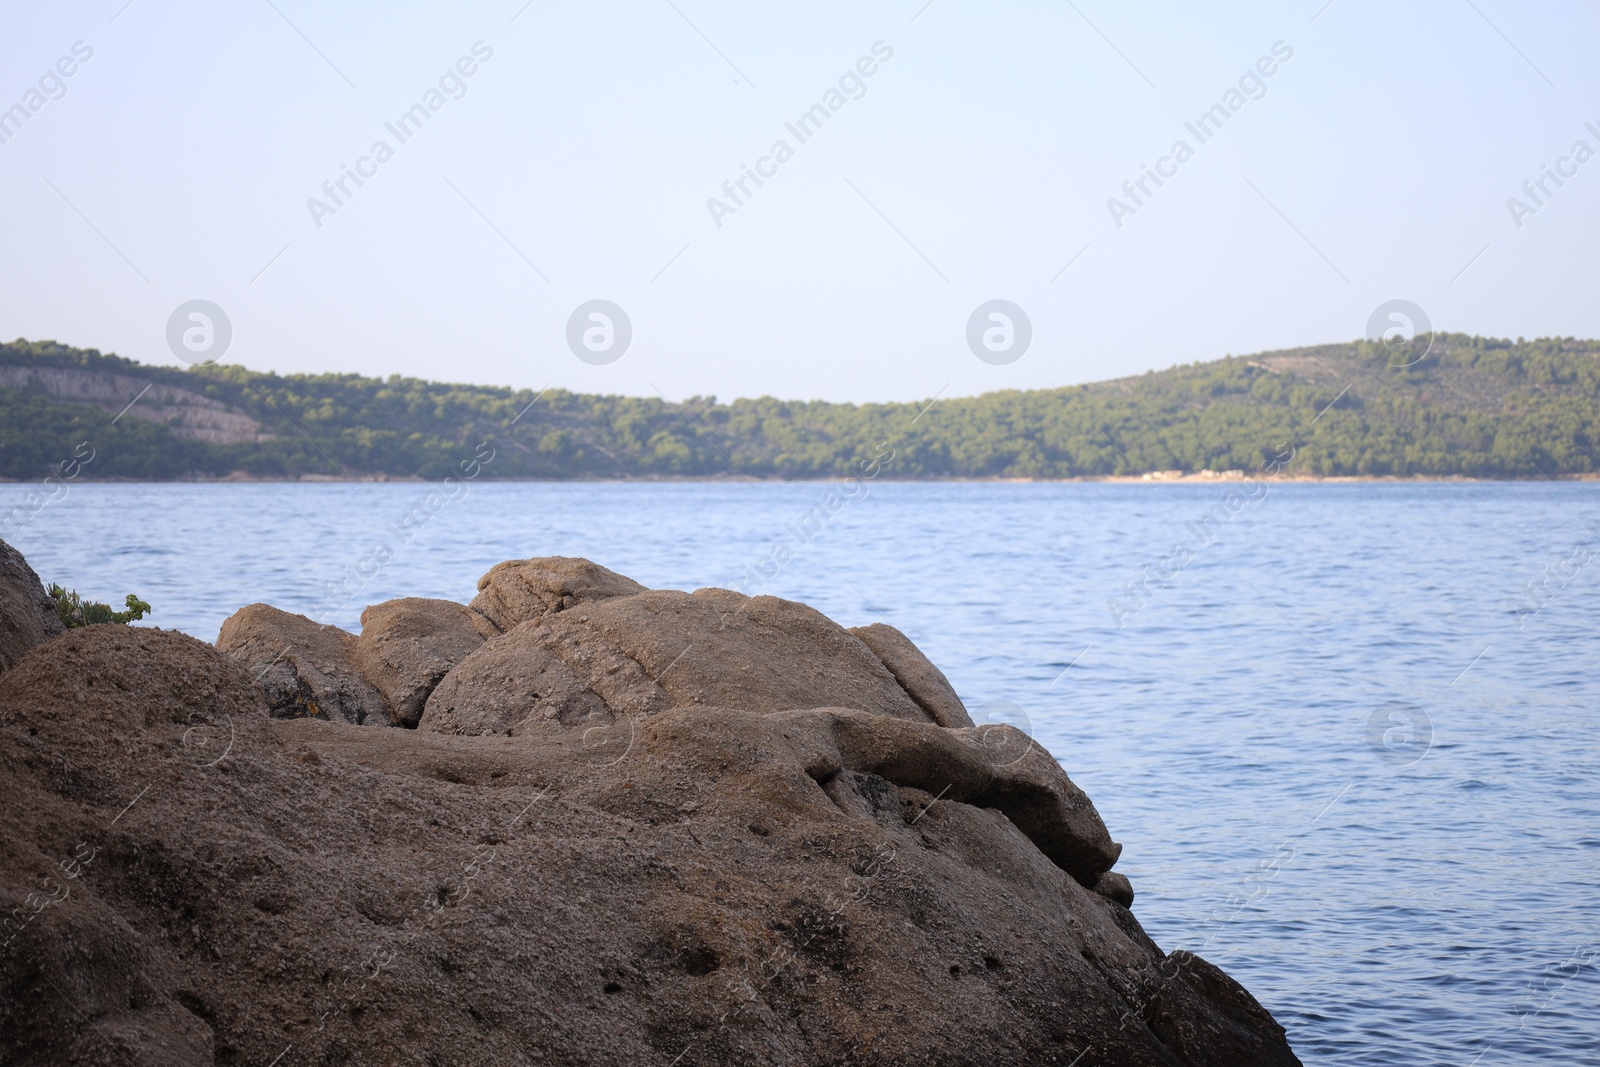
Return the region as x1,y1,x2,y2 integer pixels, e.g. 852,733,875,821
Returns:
10,480,1599,1065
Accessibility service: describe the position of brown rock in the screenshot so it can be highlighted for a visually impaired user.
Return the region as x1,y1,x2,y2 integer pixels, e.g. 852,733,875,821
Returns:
1147,951,1300,1065
419,587,935,735
0,626,1299,1066
0,537,63,671
420,602,680,736
563,589,930,720
770,708,1121,889
1095,870,1137,908
850,622,975,728
1,557,1303,1065
0,617,1301,1067
352,598,497,727
419,619,613,735
215,603,388,725
468,555,645,631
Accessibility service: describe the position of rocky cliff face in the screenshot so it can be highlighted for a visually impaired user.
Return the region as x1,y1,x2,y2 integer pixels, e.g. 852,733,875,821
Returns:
0,550,1301,1066
0,365,274,444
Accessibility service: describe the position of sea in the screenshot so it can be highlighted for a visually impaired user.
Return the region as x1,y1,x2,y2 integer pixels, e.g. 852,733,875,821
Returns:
9,479,1598,1065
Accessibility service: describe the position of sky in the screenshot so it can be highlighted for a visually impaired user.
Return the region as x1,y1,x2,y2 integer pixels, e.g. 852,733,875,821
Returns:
1,0,1596,404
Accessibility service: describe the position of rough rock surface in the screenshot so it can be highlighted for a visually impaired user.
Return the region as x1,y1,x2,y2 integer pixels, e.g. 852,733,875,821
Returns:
215,604,389,725
469,555,645,631
419,619,616,735
849,622,976,728
1,551,1302,1066
422,587,937,735
0,537,62,671
352,598,498,728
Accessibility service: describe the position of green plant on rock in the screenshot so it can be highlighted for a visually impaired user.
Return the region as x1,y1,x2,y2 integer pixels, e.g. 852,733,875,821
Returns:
48,583,152,628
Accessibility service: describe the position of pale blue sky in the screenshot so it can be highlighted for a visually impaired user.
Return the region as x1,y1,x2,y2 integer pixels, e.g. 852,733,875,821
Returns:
1,0,1595,402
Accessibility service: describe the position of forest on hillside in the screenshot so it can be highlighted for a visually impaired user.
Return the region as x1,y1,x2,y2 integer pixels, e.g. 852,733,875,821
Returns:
1,334,1597,481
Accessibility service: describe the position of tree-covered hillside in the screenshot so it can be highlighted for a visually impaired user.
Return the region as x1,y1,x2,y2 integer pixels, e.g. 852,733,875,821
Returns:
1,334,1597,481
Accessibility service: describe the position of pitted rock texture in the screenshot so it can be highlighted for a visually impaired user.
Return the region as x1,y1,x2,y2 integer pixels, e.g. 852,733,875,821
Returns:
0,553,1300,1065
420,618,617,735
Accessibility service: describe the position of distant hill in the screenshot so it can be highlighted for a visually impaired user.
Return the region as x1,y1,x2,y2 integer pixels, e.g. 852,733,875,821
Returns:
2,334,1598,481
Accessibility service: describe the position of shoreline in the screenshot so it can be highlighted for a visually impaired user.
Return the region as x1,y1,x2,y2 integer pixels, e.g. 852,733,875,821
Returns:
3,472,1597,486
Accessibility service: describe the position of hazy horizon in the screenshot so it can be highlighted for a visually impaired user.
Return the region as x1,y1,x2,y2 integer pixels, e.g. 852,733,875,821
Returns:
12,329,1587,407
3,1,1595,403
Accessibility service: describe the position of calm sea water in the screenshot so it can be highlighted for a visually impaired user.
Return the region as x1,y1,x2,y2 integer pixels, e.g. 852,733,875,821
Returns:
10,480,1599,1064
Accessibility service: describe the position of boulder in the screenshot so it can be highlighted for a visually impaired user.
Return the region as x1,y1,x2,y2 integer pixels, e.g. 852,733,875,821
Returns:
772,707,1121,889
351,597,497,727
561,589,932,720
0,581,1303,1066
1095,870,1137,908
215,604,388,725
850,622,975,728
419,587,934,735
418,619,613,735
0,625,1301,1066
468,555,645,631
0,537,63,671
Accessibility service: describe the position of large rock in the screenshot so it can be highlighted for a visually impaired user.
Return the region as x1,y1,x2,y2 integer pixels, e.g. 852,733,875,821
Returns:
0,624,1302,1066
469,555,645,630
418,619,615,735
771,707,1122,889
850,622,976,728
0,537,63,671
215,604,389,725
0,627,274,1067
419,587,935,735
592,590,927,720
351,598,497,728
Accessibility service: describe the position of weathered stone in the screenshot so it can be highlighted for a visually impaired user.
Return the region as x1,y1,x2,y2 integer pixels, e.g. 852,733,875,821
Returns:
215,604,388,725
1095,870,1137,908
850,622,975,728
419,619,612,735
563,589,931,721
0,537,63,672
422,586,940,736
352,598,497,727
0,548,1303,1065
468,555,645,631
770,707,1122,889
0,629,1301,1065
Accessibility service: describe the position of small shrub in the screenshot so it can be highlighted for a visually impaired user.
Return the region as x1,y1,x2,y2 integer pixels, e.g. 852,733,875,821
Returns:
48,583,152,628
